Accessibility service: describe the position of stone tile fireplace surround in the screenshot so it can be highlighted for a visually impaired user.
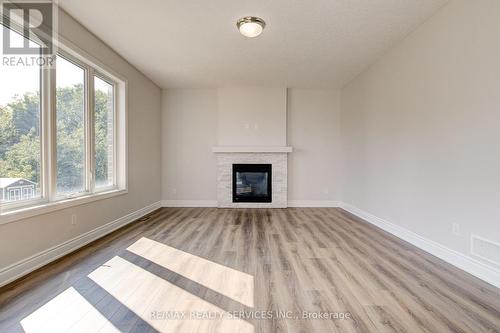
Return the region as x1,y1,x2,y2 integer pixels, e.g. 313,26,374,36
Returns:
213,147,292,208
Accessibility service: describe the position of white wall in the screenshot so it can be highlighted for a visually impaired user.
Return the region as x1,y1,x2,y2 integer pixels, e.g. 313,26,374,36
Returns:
217,88,287,146
288,89,341,202
161,88,342,203
341,0,500,270
0,10,162,275
161,89,217,201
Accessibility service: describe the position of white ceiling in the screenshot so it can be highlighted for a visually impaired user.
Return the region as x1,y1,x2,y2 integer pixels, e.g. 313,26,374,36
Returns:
59,0,448,89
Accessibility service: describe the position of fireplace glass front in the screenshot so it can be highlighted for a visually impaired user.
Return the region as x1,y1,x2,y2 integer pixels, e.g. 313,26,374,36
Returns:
232,164,272,203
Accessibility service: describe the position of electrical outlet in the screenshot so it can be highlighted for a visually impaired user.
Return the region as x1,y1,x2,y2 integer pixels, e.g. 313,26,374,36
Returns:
172,188,177,195
452,223,460,236
323,188,329,195
71,214,77,226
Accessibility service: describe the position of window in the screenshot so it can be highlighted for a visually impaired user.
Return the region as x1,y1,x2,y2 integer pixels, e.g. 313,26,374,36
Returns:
94,76,115,189
0,25,42,205
0,24,125,217
23,188,33,199
56,56,86,195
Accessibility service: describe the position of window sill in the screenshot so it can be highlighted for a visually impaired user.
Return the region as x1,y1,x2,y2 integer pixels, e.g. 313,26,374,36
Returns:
0,189,128,225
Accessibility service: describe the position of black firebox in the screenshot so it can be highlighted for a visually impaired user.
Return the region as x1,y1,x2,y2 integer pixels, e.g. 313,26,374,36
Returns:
232,164,272,203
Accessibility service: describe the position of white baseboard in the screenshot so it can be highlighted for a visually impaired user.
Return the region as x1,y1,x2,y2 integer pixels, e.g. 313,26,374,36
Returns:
0,201,162,288
339,202,500,289
162,200,217,207
287,200,341,207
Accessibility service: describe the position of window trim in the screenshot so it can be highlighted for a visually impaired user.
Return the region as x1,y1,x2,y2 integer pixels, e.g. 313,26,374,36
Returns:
0,189,128,225
0,30,128,225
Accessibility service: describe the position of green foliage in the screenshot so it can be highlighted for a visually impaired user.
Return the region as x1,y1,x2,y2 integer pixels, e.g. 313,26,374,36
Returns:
0,106,16,157
0,84,112,191
55,84,85,192
0,131,40,181
94,89,112,186
0,94,41,183
10,93,40,137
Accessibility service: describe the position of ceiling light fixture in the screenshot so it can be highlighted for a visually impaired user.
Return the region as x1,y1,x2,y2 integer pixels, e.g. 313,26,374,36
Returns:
237,16,266,38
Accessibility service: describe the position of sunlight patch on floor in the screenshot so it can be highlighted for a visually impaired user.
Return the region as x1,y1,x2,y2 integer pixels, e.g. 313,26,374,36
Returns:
20,287,120,333
127,237,254,307
88,255,254,333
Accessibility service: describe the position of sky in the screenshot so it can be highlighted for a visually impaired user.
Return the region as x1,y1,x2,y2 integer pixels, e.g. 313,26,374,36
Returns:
0,25,103,107
0,26,41,106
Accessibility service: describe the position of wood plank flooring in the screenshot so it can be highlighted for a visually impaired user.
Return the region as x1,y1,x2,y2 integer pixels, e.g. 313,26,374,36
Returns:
0,208,499,332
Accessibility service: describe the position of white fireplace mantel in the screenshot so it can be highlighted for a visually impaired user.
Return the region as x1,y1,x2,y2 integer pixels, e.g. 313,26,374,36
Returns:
212,146,293,153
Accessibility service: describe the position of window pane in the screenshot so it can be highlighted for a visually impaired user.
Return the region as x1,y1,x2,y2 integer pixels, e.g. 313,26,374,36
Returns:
0,26,42,204
56,56,85,195
94,76,114,189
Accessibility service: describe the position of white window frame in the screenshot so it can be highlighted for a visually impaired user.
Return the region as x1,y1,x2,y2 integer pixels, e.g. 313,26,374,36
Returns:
0,29,128,225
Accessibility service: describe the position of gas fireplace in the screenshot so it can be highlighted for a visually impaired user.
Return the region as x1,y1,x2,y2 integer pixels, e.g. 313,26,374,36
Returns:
232,164,272,203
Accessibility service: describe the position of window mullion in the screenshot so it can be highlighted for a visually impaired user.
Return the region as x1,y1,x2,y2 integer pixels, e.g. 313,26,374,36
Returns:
40,59,49,202
87,67,96,194
113,82,118,187
47,60,57,202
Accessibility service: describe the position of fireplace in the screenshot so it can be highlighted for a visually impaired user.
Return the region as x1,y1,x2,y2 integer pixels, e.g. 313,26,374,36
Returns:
232,164,272,203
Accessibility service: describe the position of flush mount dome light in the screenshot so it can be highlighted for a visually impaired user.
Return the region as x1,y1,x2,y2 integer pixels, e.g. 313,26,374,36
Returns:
237,16,266,38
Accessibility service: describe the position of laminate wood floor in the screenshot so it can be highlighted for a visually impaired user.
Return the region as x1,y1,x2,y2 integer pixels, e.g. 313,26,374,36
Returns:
0,208,499,332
